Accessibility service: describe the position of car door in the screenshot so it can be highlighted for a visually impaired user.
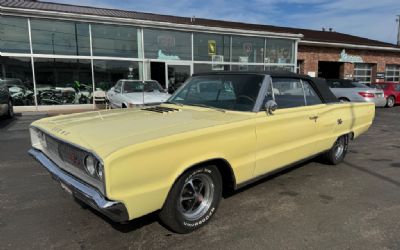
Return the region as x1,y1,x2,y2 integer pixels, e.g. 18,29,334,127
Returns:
108,81,123,108
253,77,323,176
395,84,400,103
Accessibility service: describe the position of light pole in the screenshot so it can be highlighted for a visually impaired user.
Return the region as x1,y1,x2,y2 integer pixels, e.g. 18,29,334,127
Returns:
397,15,400,46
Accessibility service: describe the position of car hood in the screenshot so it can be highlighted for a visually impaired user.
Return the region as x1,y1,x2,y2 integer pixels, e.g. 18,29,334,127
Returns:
123,91,171,104
31,105,252,157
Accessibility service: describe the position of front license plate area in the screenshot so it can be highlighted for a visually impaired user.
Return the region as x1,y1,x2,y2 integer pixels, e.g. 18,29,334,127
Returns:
60,182,73,195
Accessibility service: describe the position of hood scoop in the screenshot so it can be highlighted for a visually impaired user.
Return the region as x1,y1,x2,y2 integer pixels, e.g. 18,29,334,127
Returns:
142,106,180,113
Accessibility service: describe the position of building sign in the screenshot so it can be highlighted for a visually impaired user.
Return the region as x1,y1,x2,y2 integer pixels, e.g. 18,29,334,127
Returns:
208,40,216,55
376,72,385,79
339,49,363,63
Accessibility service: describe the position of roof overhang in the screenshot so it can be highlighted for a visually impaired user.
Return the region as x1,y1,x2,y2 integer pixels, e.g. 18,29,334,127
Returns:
0,6,303,40
300,40,400,52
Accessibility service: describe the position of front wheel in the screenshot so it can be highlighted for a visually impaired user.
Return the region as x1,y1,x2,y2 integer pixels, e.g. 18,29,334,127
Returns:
7,100,14,118
159,165,222,233
321,135,349,165
386,96,395,108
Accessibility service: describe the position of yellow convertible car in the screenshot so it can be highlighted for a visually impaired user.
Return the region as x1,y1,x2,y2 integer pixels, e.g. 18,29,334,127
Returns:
29,72,375,233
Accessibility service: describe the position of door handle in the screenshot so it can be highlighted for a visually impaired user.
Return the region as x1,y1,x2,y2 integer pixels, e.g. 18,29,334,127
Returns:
309,115,319,122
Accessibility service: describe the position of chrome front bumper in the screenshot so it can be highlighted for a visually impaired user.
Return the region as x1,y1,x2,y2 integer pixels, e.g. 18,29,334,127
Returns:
28,149,129,222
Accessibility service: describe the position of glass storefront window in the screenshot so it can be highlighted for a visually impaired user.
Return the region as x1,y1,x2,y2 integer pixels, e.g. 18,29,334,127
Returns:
92,24,138,58
0,16,30,53
231,36,264,63
30,19,90,56
354,63,373,84
93,60,141,91
193,33,230,62
0,57,35,106
265,65,294,72
143,29,191,60
34,58,93,105
265,39,294,64
193,63,231,74
385,65,400,82
231,65,264,72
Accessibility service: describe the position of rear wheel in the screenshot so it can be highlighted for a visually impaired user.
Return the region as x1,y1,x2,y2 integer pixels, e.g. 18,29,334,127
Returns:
6,100,14,118
339,97,350,102
322,135,349,165
386,96,395,108
159,165,222,233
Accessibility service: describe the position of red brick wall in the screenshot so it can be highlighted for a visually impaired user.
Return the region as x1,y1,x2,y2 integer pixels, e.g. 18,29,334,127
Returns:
298,45,400,82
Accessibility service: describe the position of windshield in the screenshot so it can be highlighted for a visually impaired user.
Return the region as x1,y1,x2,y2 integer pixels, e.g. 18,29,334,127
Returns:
352,82,369,88
371,84,388,90
123,80,163,93
168,74,265,112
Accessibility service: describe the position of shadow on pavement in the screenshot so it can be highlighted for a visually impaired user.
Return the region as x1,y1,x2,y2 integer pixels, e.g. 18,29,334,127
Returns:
344,161,400,188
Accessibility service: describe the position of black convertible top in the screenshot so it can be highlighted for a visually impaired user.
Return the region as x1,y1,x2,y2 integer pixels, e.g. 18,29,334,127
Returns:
192,71,338,104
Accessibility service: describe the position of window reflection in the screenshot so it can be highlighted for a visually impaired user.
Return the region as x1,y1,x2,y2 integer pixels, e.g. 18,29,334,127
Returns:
231,36,264,63
34,58,93,105
0,16,30,53
92,24,138,58
30,19,90,56
193,33,230,62
0,57,35,106
144,29,191,60
265,39,294,64
93,60,141,91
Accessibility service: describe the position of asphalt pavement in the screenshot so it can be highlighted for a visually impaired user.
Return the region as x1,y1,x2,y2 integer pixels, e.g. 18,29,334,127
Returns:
1,107,400,250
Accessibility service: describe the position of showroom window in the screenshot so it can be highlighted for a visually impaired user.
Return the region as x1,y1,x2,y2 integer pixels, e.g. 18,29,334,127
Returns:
385,65,400,82
0,56,35,106
93,60,142,91
354,63,373,84
193,33,230,62
34,58,93,105
92,24,139,58
30,19,90,56
231,36,264,63
143,28,191,60
265,65,294,72
265,39,294,64
0,16,30,53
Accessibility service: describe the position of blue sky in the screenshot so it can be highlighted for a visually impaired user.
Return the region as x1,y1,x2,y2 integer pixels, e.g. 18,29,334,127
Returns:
51,0,400,44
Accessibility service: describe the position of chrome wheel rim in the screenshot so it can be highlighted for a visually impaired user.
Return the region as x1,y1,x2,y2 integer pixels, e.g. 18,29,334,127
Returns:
179,173,214,221
388,98,394,107
334,138,345,159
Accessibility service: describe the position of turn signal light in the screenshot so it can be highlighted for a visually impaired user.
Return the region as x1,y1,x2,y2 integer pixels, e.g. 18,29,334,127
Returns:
358,92,375,98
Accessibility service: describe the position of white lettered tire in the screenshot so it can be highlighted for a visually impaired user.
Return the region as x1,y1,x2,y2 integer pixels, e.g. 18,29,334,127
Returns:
159,165,222,233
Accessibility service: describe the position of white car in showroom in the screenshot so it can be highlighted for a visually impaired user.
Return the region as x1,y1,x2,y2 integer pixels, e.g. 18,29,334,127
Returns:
107,80,171,108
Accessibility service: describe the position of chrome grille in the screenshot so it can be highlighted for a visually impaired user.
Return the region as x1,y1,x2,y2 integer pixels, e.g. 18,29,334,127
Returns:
45,135,86,170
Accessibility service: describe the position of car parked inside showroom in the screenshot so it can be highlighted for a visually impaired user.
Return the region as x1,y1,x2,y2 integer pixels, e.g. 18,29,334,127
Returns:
0,79,14,118
370,82,400,108
106,79,171,108
29,72,375,233
326,79,386,107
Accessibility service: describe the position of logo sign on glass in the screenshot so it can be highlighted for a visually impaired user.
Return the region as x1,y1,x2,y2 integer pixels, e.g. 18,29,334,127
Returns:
208,40,216,55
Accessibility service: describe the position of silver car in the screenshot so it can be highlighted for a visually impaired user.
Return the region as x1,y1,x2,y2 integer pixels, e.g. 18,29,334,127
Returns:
326,79,386,107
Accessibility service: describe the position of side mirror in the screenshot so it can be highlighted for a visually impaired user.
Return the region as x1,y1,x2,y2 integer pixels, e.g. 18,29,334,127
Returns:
265,100,278,115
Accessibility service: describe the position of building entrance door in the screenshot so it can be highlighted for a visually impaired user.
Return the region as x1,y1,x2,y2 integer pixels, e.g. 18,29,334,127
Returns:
150,62,166,89
318,61,343,79
166,64,192,94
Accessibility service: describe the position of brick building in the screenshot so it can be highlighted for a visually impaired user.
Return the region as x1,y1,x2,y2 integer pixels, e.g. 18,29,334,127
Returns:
1,0,399,111
297,32,400,84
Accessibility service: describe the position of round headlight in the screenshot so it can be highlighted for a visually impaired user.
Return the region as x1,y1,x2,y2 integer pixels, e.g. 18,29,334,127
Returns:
96,162,104,180
84,155,96,176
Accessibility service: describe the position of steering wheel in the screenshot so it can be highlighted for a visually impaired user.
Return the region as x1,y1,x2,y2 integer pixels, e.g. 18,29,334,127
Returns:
237,95,256,105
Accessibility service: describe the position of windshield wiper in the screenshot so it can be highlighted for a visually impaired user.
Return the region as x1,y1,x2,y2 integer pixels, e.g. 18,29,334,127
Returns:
186,103,226,113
